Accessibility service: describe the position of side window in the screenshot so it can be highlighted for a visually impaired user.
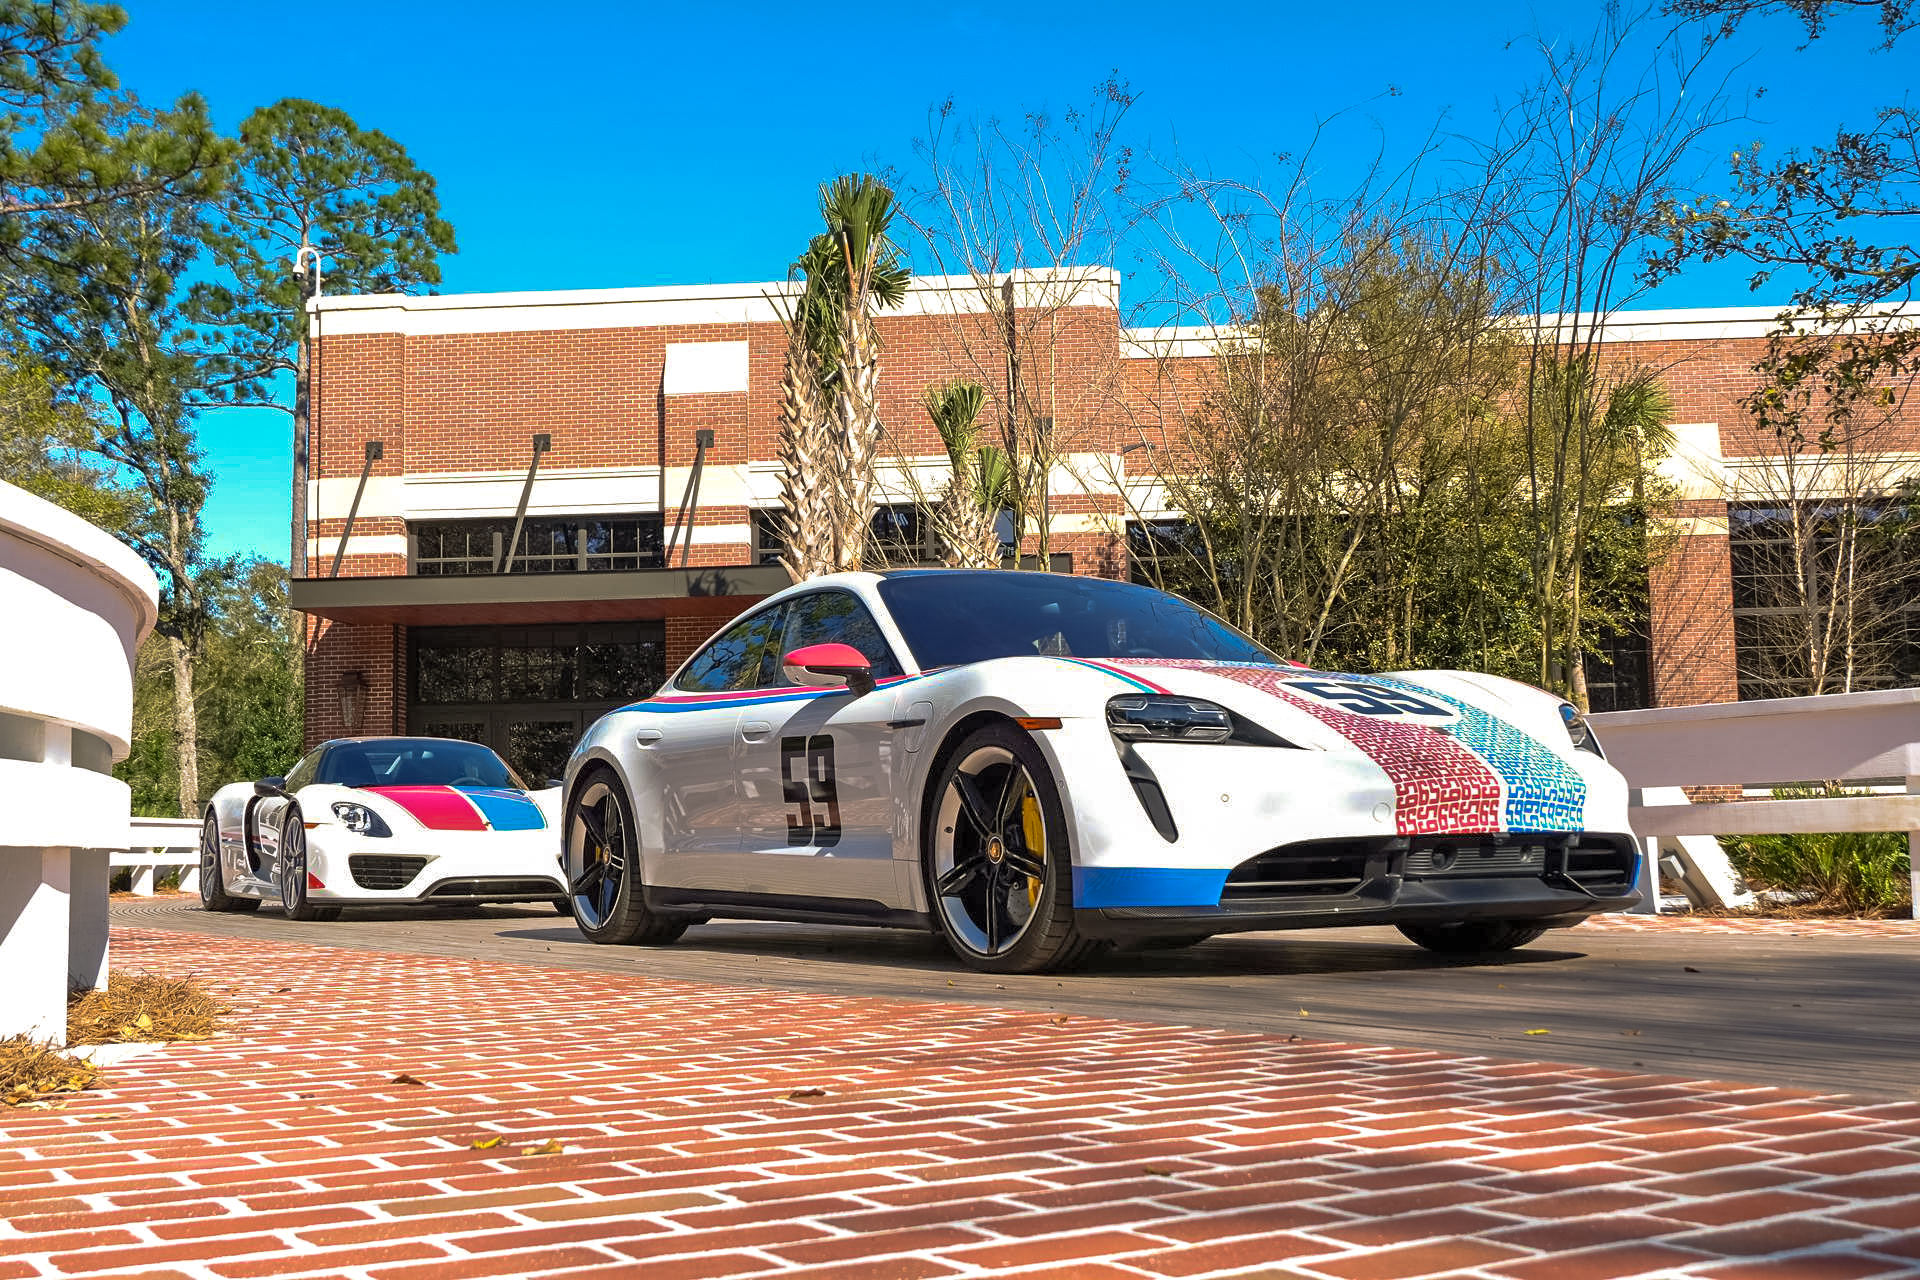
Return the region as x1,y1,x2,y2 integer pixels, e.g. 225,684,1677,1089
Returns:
677,608,782,692
284,749,322,791
775,592,901,684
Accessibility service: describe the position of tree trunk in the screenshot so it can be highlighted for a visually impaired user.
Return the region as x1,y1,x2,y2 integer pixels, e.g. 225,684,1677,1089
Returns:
167,633,200,818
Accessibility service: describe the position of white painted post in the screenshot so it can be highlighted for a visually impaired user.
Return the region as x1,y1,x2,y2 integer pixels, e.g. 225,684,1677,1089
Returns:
178,863,199,896
68,847,109,993
0,847,72,1041
1909,774,1918,922
130,863,154,896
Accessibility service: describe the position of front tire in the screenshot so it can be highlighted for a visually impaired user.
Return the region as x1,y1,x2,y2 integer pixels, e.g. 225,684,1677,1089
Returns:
923,722,1094,975
198,813,260,913
565,766,686,946
1398,921,1547,954
278,812,341,922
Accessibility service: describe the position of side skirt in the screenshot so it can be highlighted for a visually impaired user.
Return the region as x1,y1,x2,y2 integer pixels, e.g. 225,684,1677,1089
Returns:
646,886,931,932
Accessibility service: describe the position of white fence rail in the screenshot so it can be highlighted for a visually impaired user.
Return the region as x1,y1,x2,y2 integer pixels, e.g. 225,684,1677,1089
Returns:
111,816,201,896
1589,688,1920,918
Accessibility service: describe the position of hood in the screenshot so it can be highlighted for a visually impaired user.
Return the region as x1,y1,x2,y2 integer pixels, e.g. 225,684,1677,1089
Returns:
1076,657,1588,836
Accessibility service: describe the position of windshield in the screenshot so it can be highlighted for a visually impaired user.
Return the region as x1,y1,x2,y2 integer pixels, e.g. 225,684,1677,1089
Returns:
319,739,525,790
876,572,1280,669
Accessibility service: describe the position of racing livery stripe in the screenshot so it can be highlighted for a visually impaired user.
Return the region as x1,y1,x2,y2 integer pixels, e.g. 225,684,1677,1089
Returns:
1073,865,1229,909
622,672,928,714
364,785,487,832
457,787,546,831
1364,673,1586,832
1058,657,1170,694
1118,660,1504,836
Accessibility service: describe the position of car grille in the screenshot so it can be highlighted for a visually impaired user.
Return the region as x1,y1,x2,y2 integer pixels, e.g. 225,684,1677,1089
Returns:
348,855,429,890
1404,836,1550,878
425,878,562,901
1223,839,1373,900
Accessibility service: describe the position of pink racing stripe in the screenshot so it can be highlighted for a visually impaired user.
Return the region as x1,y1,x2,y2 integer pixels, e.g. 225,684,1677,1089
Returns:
1120,660,1503,836
365,785,486,832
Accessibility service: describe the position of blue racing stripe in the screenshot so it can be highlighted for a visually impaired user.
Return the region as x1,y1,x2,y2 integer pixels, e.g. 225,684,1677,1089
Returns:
1072,865,1229,909
457,787,547,831
1360,675,1586,831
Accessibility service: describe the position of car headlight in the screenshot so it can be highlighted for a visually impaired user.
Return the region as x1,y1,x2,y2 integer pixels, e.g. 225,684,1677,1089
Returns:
331,801,393,837
1107,695,1235,743
1559,703,1604,756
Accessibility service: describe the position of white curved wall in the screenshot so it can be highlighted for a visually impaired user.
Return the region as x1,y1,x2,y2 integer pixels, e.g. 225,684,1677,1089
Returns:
0,481,159,1042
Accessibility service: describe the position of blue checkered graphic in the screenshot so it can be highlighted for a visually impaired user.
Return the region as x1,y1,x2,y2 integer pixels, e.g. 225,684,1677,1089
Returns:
1355,674,1587,832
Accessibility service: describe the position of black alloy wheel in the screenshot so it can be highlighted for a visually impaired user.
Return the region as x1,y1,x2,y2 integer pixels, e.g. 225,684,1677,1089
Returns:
199,812,260,913
565,767,686,946
923,721,1098,975
277,812,342,922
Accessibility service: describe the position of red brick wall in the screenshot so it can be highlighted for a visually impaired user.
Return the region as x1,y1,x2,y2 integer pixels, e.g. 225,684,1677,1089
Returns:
304,617,405,744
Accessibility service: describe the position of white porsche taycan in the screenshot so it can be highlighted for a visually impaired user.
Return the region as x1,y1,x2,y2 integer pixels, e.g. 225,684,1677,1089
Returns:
200,737,566,919
561,570,1641,972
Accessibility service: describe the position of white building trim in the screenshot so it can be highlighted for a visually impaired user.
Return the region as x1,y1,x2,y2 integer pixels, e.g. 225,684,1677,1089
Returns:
311,267,1123,338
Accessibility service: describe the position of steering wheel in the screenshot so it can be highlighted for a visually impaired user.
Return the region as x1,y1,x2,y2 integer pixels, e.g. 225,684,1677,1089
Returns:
450,773,485,787
1121,647,1167,659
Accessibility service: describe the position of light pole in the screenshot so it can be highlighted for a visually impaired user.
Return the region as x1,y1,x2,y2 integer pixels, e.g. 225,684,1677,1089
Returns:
292,243,324,579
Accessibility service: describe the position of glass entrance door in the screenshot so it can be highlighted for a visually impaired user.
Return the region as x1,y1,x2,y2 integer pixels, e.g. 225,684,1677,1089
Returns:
410,622,665,786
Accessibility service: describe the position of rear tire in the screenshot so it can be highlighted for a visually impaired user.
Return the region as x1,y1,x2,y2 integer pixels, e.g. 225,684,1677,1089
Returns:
922,722,1096,975
1398,921,1547,954
278,812,342,922
565,766,687,946
198,812,260,913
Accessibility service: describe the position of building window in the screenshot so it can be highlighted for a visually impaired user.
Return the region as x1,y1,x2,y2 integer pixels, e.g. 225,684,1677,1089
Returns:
1584,623,1651,712
751,509,785,566
1729,499,1920,699
410,622,667,784
410,514,665,576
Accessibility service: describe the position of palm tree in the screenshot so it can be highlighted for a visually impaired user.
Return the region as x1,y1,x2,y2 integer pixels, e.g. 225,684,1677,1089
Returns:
925,379,1007,568
772,175,910,580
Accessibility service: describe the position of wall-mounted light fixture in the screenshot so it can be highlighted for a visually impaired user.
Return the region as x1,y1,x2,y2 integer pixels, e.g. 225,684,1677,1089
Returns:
338,671,368,736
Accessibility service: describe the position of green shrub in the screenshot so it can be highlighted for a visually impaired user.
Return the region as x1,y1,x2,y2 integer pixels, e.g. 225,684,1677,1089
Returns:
1720,785,1913,916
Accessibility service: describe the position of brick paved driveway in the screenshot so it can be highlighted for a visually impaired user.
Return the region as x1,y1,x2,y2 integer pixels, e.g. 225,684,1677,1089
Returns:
4,925,1919,1280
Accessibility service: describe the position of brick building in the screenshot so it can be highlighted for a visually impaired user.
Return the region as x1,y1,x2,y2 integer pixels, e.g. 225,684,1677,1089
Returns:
292,272,1919,782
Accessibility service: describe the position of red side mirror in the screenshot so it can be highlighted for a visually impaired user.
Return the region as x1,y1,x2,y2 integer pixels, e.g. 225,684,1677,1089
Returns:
782,642,875,694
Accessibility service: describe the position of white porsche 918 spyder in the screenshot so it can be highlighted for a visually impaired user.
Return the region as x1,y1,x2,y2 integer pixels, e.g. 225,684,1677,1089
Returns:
200,737,566,919
561,570,1641,973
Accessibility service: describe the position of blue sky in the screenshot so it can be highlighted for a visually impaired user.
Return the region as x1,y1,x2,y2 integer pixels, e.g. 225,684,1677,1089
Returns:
105,1,1904,564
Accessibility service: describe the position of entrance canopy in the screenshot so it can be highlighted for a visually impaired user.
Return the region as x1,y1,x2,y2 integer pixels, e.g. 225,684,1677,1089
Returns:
289,564,791,627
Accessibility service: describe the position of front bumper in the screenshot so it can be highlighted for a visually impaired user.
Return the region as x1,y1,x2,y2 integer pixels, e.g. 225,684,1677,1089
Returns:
304,829,565,904
1073,833,1641,940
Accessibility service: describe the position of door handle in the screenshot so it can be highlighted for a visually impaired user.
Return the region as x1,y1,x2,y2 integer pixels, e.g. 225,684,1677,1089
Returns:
740,720,773,743
634,729,663,746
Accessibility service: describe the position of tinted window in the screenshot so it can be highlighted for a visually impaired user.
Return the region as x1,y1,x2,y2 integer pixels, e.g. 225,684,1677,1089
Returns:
677,608,782,692
877,572,1278,669
318,739,523,789
775,591,901,684
284,748,323,791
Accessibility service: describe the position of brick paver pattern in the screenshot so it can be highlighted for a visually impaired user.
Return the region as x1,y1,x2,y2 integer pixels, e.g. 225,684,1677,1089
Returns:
1577,915,1920,939
3,926,1919,1280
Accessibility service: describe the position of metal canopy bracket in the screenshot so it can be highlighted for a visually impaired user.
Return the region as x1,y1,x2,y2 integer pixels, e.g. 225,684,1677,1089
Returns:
500,433,554,574
329,439,385,579
664,430,715,569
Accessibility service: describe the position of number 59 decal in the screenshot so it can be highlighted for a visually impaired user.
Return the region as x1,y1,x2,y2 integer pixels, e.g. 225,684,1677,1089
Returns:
781,734,842,847
1288,679,1452,718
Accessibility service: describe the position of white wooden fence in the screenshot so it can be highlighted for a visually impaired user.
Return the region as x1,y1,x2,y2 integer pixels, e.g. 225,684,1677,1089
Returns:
1589,687,1920,918
113,816,201,896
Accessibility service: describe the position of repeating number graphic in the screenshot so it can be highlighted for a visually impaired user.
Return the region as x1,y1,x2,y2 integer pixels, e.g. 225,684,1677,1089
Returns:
781,734,842,847
1288,679,1453,718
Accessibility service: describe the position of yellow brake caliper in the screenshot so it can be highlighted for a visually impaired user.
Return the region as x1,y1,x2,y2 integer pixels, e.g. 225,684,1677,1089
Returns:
1020,793,1045,907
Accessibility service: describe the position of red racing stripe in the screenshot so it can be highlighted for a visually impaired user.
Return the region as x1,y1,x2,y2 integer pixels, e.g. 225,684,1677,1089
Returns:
365,786,487,832
1121,661,1503,835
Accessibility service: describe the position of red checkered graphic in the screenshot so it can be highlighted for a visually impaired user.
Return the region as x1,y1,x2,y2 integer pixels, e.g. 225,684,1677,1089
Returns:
1119,661,1504,835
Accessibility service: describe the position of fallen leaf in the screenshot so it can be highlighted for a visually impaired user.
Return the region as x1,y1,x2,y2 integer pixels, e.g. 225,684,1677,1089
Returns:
390,1073,427,1086
271,987,292,994
1143,1165,1176,1176
1049,1015,1069,1025
1684,966,1701,973
520,1138,564,1155
945,979,955,987
786,1087,828,1100
1298,1009,1310,1017
1622,1029,1642,1036
133,1012,153,1031
1524,1029,1551,1035
1286,1034,1302,1042
469,1136,504,1150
